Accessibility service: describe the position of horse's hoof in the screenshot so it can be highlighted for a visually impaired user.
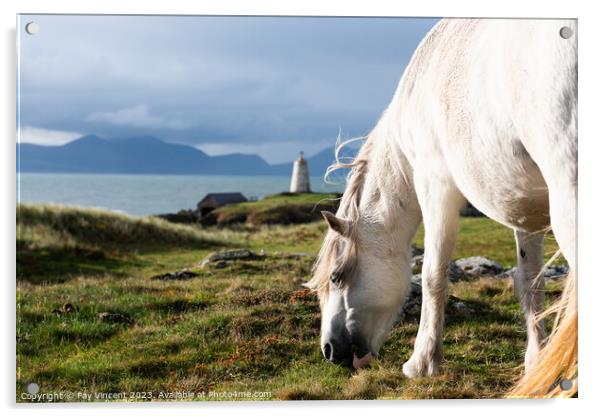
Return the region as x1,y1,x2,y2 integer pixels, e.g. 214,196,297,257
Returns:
402,359,422,378
402,357,439,378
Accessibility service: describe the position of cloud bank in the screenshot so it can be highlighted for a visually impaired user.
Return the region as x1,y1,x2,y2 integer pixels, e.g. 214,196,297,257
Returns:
18,15,438,163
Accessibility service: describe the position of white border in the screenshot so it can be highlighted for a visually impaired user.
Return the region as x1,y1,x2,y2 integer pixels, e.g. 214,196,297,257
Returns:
2,1,601,416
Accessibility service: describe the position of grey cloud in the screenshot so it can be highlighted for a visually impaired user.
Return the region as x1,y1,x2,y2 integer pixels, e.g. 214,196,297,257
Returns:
18,14,439,162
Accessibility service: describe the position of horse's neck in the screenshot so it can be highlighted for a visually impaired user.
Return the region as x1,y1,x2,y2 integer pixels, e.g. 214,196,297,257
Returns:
359,120,422,259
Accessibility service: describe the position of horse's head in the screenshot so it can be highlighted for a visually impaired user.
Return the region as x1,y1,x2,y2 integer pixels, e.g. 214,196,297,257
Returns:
305,210,412,369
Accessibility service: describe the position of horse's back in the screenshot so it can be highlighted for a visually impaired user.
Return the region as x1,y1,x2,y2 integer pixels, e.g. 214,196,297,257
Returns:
396,19,577,232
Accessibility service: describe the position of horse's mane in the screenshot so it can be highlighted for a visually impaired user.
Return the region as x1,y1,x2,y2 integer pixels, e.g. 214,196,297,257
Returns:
328,133,374,219
305,134,375,297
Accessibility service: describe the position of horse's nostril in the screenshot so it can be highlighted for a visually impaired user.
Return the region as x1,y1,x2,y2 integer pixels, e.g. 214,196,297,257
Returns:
323,342,333,360
323,339,353,365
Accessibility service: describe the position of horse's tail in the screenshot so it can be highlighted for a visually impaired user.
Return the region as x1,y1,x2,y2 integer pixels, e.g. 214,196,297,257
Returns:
508,269,577,398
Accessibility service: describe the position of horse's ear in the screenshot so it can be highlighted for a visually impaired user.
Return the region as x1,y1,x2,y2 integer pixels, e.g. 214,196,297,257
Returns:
301,280,315,290
321,211,351,236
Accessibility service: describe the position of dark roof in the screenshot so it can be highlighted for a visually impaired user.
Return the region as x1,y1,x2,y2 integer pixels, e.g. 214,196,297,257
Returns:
197,192,247,208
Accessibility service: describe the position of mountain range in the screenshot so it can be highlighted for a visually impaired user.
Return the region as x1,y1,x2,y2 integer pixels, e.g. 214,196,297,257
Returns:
17,135,355,177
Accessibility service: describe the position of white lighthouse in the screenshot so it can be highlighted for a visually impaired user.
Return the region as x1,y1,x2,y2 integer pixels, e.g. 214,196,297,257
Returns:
289,151,311,193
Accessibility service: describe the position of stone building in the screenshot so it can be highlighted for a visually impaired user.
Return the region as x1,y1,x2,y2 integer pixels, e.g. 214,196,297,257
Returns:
197,192,247,218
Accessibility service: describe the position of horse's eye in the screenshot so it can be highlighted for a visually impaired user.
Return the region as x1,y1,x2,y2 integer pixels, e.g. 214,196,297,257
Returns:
330,269,343,284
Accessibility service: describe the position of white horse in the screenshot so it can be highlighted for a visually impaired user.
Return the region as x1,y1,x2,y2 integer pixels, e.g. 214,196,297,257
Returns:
306,18,577,392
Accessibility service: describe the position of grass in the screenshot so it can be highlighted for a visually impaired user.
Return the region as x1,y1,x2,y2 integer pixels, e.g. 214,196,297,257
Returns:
18,203,222,249
16,204,564,401
16,203,231,284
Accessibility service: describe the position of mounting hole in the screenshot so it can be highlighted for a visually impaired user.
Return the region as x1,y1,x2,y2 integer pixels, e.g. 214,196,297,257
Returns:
26,382,39,395
25,22,39,35
559,26,573,39
559,379,573,391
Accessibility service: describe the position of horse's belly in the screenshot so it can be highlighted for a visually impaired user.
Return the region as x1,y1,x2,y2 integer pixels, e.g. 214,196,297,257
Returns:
449,143,551,232
467,186,550,232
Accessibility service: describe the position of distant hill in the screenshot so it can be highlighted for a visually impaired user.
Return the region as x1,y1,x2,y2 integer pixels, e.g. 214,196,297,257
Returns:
17,135,357,177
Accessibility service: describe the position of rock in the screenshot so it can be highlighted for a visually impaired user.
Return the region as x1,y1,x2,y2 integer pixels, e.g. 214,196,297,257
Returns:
544,264,569,280
400,275,423,318
410,273,422,286
212,261,228,269
459,202,485,217
447,261,466,282
410,257,465,282
401,276,474,320
409,274,423,296
200,249,263,267
450,299,474,317
411,245,424,257
495,264,569,281
411,255,424,274
280,252,314,259
455,256,503,278
150,270,199,281
402,298,422,319
97,312,133,324
52,303,77,315
495,267,516,280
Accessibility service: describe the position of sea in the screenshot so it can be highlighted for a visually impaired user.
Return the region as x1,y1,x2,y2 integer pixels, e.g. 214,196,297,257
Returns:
17,173,346,216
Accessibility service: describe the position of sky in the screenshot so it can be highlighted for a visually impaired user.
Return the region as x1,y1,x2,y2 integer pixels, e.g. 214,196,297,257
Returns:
18,15,439,163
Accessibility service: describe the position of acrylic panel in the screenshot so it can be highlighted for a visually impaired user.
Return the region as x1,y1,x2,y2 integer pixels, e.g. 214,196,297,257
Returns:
16,14,578,402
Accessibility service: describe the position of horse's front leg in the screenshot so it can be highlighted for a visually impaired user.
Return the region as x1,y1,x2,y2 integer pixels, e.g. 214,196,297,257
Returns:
403,177,465,378
513,229,546,373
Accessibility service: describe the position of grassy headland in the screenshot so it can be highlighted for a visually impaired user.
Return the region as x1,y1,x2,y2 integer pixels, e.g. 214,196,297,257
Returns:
200,192,341,226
